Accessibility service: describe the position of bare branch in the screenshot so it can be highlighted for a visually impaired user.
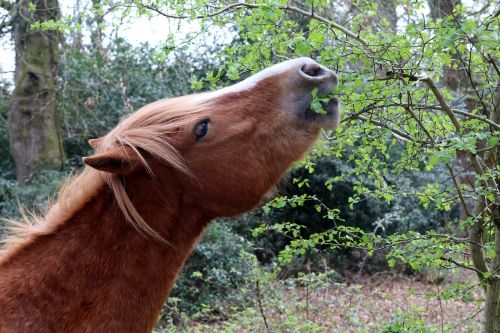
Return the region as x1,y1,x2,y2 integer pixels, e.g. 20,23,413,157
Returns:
446,164,472,218
486,54,500,77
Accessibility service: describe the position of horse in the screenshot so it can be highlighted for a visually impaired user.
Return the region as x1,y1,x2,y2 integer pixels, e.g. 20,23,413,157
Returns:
0,57,339,332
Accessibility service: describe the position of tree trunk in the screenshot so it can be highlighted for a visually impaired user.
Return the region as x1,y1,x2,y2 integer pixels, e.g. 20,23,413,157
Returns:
9,0,63,185
484,224,500,333
90,0,103,50
428,1,500,332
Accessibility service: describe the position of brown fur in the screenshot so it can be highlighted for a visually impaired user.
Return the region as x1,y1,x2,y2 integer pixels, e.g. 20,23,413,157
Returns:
0,58,339,332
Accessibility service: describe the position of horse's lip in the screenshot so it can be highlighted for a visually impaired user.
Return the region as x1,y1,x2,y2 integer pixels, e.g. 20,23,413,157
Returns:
304,97,339,120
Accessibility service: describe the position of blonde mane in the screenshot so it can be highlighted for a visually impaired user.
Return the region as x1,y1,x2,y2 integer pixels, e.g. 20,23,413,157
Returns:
1,94,212,255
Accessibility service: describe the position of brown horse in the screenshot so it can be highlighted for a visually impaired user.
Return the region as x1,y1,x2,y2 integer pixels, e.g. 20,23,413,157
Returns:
0,57,339,332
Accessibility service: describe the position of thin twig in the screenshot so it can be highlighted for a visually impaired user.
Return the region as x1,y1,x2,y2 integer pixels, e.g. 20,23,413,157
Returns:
439,256,485,276
256,279,272,333
450,307,484,330
353,114,432,145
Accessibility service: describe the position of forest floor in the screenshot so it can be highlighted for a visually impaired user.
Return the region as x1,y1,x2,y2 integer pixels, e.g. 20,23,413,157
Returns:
175,273,483,333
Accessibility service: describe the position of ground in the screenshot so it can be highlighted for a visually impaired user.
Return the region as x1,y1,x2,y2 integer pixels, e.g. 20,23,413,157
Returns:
163,273,483,333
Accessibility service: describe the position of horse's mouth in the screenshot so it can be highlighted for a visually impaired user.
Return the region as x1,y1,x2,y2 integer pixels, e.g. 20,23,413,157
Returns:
304,97,340,129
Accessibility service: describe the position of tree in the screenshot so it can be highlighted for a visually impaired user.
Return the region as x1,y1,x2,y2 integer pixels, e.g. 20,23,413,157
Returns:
2,0,497,330
118,0,497,331
6,0,63,185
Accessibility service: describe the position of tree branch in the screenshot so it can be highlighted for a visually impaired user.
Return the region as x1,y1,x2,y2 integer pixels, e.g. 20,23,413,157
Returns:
402,97,473,218
416,76,499,199
414,106,500,130
116,2,368,46
469,200,490,280
420,77,462,131
255,279,272,333
451,109,500,130
0,0,13,11
440,256,486,276
353,114,432,145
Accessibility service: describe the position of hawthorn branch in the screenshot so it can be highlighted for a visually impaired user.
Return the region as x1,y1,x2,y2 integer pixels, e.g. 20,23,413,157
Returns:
353,114,432,145
451,109,500,130
116,2,368,46
414,106,500,130
446,165,472,218
486,54,500,77
340,103,402,123
403,99,472,217
419,77,462,131
278,4,368,46
412,77,496,281
440,256,486,276
411,76,499,199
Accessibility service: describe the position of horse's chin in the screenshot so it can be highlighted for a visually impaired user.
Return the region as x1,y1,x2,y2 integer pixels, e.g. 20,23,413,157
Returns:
303,97,340,130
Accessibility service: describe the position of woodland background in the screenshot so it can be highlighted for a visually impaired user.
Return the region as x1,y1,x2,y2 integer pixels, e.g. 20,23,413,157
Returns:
0,0,499,332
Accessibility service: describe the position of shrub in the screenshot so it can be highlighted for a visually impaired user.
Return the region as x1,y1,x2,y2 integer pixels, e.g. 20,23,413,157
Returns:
231,155,458,276
380,309,441,333
158,220,256,326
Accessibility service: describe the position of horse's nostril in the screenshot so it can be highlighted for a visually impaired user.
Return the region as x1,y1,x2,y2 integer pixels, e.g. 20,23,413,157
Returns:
301,63,323,77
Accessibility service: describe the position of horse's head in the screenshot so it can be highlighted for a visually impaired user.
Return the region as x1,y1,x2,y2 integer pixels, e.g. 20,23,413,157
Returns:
84,57,339,218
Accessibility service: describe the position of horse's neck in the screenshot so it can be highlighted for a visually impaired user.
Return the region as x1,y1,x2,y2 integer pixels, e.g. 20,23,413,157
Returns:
0,171,210,332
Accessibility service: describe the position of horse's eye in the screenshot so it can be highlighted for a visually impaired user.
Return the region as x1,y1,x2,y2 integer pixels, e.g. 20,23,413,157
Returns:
194,118,210,141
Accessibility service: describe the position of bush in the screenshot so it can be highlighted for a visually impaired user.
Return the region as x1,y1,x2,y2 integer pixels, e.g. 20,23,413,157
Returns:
0,170,68,219
231,154,458,276
380,309,440,333
158,220,256,326
0,83,14,181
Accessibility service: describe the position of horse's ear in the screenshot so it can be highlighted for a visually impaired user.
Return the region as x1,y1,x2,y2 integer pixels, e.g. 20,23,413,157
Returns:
88,137,104,149
83,146,142,174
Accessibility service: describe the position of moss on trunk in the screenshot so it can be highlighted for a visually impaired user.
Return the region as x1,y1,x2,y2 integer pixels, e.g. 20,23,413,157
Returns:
9,0,63,185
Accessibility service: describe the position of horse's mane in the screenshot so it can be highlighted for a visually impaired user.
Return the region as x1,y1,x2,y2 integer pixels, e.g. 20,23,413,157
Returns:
1,94,211,255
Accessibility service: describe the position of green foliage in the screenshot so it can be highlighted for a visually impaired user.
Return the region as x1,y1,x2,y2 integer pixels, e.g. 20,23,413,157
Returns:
237,156,454,275
1,0,498,330
0,170,67,220
0,83,14,180
160,221,255,321
128,2,497,327
380,308,441,333
153,0,498,283
58,38,212,166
